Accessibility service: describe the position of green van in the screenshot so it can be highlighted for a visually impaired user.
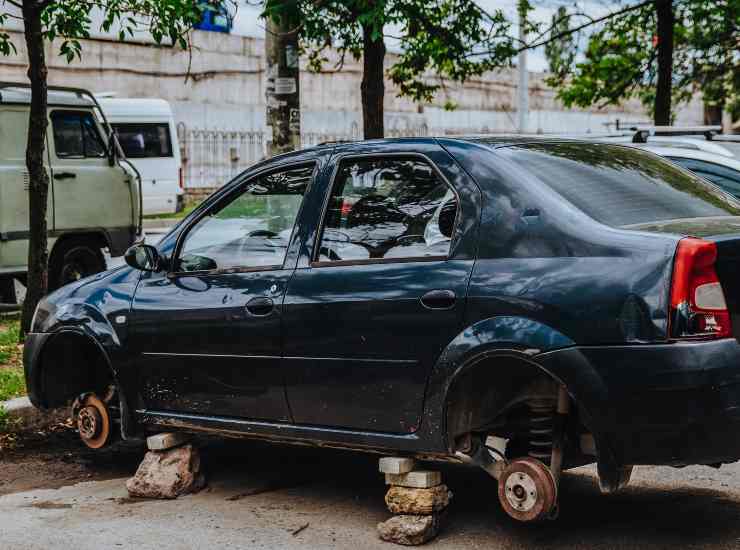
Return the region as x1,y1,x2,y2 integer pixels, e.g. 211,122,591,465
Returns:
0,83,141,303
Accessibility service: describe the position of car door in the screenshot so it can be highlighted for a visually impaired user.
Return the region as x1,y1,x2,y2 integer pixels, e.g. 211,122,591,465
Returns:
282,150,480,434
130,162,316,421
48,109,133,234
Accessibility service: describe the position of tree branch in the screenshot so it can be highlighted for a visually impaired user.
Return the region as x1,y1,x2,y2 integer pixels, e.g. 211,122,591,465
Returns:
522,0,655,52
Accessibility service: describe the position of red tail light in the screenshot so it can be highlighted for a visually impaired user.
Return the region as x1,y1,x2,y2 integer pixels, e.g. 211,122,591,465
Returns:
669,237,731,339
179,167,184,189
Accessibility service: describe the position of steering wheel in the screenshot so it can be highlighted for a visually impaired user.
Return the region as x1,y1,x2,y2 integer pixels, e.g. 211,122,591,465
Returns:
248,229,279,238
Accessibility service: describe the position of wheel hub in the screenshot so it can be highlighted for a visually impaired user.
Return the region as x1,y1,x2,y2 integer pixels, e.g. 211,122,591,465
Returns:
78,405,102,441
498,457,557,522
74,394,112,449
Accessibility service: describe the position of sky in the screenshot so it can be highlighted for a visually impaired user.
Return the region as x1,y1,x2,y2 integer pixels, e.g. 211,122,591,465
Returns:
229,0,618,72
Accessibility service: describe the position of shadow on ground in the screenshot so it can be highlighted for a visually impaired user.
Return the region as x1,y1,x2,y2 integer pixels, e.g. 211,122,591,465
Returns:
4,427,740,549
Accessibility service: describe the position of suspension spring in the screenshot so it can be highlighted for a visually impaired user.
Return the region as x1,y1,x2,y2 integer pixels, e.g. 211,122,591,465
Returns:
526,398,555,463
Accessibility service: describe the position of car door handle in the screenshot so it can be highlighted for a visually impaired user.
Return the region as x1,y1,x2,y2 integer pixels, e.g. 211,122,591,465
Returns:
245,296,274,316
420,289,457,310
53,172,76,180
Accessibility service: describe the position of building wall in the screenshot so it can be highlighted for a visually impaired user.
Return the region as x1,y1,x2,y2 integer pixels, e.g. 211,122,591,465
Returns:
0,29,704,188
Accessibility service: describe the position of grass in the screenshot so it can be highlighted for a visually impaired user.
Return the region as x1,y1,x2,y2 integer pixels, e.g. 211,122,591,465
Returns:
143,202,199,221
0,316,25,434
0,316,25,400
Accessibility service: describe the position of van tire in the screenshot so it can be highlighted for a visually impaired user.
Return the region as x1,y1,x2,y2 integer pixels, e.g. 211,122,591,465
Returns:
49,238,106,291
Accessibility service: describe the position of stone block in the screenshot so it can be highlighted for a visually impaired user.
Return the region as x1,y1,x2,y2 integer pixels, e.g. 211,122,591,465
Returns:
146,432,191,451
379,457,416,475
377,514,441,546
126,444,205,499
385,484,451,515
385,471,441,489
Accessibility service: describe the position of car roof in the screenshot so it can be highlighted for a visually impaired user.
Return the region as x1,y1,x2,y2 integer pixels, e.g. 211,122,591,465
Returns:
321,135,593,153
0,86,95,108
638,146,740,171
97,98,173,118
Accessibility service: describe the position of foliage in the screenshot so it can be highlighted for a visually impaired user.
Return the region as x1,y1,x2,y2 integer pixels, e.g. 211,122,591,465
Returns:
0,0,207,62
544,0,739,118
0,317,21,368
264,0,517,105
0,367,25,402
543,6,577,84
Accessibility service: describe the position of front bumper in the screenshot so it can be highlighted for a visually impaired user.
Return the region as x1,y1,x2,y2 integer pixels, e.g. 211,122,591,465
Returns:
539,338,740,467
23,331,53,409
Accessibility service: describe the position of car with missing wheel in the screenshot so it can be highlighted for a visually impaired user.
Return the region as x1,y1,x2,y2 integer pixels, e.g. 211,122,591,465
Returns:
0,82,142,304
23,137,740,522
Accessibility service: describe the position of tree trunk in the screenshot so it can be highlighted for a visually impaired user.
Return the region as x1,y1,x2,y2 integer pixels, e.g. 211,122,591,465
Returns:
654,0,673,125
265,14,300,155
361,21,385,139
20,2,50,336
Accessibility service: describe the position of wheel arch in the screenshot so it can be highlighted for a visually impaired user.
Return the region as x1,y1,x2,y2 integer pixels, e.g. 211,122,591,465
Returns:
50,230,109,256
32,326,135,439
425,316,619,476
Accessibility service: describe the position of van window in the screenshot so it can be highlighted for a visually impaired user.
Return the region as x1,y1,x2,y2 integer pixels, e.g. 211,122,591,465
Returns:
112,123,173,158
51,111,106,158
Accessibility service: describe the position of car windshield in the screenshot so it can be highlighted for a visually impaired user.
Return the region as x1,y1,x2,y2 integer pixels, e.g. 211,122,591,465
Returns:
498,142,740,227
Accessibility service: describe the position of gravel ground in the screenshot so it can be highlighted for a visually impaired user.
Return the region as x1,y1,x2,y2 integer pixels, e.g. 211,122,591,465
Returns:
2,429,740,550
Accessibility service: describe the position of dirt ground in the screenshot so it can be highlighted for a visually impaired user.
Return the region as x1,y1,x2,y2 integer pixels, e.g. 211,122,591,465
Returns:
0,425,145,496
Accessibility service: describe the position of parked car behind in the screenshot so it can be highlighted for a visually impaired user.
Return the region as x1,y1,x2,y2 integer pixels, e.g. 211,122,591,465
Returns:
638,146,740,199
24,137,740,522
0,83,141,303
98,98,183,215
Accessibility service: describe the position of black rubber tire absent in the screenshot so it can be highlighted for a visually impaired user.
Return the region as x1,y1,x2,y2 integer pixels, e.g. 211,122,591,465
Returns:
48,239,106,291
0,277,16,304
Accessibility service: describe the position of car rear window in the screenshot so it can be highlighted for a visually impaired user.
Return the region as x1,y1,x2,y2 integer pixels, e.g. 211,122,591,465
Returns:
112,123,173,158
499,142,740,227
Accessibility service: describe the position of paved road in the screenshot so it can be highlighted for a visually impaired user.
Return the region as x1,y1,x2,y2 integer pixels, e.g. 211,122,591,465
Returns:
2,439,740,550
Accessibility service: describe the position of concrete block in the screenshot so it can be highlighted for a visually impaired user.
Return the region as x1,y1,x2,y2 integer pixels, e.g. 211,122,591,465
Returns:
377,514,441,546
127,444,205,499
379,457,416,475
385,484,451,515
146,432,190,451
385,470,442,489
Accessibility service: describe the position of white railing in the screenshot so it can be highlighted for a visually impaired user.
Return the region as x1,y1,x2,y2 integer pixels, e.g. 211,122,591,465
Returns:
179,123,506,189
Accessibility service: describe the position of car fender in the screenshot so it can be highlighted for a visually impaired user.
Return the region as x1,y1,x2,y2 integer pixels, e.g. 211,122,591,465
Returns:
420,316,615,462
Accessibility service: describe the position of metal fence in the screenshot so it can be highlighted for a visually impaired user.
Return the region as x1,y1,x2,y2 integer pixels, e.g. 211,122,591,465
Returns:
179,125,372,189
177,123,454,189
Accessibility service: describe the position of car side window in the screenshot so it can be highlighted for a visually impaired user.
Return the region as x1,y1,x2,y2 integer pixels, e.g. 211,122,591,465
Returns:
177,164,314,273
51,111,106,158
669,157,740,198
316,158,458,263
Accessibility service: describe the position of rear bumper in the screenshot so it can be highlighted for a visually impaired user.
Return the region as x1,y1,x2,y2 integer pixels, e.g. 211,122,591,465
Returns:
539,338,740,467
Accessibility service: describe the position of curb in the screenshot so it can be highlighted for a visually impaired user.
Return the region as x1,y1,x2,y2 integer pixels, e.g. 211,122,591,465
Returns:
1,396,69,431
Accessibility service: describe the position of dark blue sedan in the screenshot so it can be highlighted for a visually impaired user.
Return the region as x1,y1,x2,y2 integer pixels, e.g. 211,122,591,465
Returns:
24,137,740,522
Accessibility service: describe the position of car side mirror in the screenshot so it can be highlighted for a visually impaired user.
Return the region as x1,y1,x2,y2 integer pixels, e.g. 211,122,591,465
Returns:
124,244,161,272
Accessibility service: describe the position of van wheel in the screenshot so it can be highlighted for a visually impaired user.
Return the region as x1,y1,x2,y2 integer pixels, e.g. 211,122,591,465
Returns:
0,277,16,304
49,238,106,290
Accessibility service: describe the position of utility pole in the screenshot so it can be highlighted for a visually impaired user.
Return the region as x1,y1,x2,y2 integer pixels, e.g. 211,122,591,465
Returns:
517,8,529,134
265,14,300,156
